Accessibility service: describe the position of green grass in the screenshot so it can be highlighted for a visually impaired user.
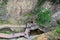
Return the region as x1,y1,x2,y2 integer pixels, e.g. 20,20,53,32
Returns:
0,31,11,34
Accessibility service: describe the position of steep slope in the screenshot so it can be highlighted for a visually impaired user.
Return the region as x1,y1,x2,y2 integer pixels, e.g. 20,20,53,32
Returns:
6,0,37,25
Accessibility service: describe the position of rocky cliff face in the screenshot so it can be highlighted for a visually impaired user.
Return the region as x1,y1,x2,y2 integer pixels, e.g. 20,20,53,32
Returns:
0,0,60,40
6,0,37,25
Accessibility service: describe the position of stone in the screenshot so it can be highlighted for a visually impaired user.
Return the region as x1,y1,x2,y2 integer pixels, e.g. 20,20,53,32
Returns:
6,0,37,25
37,34,48,40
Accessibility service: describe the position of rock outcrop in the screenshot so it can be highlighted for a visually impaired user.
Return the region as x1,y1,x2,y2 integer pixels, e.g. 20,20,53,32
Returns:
6,0,37,25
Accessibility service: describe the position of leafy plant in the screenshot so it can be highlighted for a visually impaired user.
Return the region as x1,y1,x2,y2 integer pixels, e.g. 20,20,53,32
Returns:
0,31,11,34
0,28,12,34
37,0,46,7
55,27,60,35
24,13,32,17
0,19,11,24
51,0,60,3
33,0,46,15
57,20,60,25
0,0,8,6
35,8,51,26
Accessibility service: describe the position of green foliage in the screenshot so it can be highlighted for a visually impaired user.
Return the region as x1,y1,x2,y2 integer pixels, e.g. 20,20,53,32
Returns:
57,20,60,25
24,13,32,17
51,0,60,3
33,7,46,15
0,19,11,24
0,0,8,6
20,13,32,24
37,0,46,7
33,0,46,14
0,19,3,24
0,31,11,34
35,8,51,26
33,8,40,14
55,27,60,35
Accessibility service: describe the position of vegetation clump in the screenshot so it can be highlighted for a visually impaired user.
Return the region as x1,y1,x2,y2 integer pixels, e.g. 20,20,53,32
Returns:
0,31,11,34
0,0,8,6
57,20,60,25
0,19,11,24
55,27,60,35
35,8,51,26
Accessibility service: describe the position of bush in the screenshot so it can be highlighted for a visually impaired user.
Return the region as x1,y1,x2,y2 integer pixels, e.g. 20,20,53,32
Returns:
0,0,8,6
55,27,60,35
35,8,51,26
57,20,60,25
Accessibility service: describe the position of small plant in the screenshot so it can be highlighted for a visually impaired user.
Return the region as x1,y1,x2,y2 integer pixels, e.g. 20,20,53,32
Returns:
0,28,12,34
0,0,8,6
51,0,60,3
24,13,32,17
0,31,11,34
35,8,51,26
55,27,60,35
37,0,46,7
0,19,11,24
57,20,60,25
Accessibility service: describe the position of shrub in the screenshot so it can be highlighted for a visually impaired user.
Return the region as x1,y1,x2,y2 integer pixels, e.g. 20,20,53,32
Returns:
35,8,51,26
57,20,60,25
55,27,60,35
0,0,8,6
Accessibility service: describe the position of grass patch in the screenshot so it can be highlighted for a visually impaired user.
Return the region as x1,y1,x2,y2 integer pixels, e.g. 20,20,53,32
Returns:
0,31,11,34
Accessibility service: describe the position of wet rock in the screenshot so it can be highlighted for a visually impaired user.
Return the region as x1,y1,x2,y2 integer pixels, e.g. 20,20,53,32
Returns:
30,29,44,36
